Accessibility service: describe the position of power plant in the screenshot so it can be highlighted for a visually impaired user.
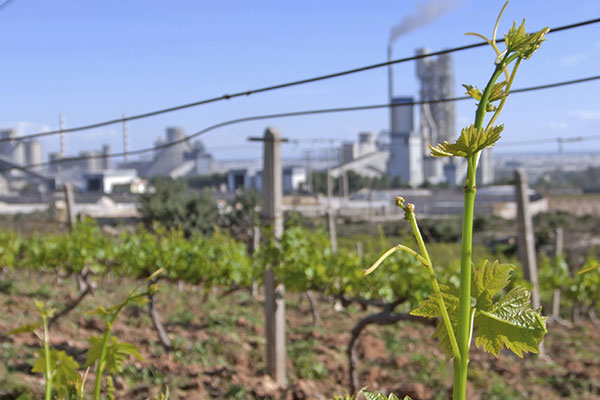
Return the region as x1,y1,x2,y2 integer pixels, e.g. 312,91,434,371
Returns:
385,47,494,187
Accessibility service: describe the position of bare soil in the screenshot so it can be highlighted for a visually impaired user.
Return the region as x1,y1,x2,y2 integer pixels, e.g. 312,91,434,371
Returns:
1,270,599,400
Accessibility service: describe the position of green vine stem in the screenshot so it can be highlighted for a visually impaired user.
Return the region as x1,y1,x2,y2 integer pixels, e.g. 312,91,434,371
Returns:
364,198,462,362
453,58,506,400
42,314,52,400
404,202,461,362
361,5,550,398
363,243,429,275
92,291,149,400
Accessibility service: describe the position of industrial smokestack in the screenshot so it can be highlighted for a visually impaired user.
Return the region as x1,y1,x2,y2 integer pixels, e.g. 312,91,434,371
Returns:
389,0,462,45
59,113,66,157
387,45,393,103
102,144,111,170
122,113,130,163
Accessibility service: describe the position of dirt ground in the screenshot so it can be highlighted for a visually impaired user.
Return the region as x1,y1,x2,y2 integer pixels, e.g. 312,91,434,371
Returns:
1,270,599,400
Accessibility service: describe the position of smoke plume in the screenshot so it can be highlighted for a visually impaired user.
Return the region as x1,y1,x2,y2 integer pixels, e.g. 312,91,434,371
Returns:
389,0,462,44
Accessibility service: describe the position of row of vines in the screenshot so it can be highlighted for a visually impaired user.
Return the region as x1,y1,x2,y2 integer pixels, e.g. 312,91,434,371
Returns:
1,218,597,321
1,217,599,398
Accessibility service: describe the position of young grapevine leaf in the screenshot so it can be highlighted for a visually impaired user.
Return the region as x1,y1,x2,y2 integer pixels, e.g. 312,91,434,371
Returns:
412,260,546,358
8,322,41,335
363,391,411,400
504,20,550,60
411,285,459,359
32,349,81,396
472,260,515,310
462,84,482,101
474,286,547,357
429,124,503,158
85,336,144,373
489,81,507,102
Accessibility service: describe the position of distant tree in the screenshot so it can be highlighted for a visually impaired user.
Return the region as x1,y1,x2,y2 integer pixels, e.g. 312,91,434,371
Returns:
138,177,218,236
184,173,227,191
311,170,409,195
221,189,261,245
535,166,600,194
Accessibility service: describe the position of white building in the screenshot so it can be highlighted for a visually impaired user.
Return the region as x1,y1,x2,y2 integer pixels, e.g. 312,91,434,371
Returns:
226,166,306,194
84,169,143,193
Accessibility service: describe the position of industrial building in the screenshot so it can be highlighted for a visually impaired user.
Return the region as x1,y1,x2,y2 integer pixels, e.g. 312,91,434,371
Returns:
227,166,307,194
0,129,54,194
121,127,215,179
333,48,495,188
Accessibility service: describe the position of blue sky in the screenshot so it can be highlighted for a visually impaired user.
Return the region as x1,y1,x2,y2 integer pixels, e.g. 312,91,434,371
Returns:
1,0,599,163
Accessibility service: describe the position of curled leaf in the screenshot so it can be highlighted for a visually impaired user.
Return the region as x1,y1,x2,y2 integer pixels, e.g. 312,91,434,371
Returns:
85,335,144,373
34,301,55,319
8,323,41,335
430,124,503,158
505,20,550,60
463,84,482,101
363,391,410,400
489,81,507,102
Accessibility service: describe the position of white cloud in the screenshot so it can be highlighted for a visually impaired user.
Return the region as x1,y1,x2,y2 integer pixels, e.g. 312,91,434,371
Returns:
548,121,567,131
559,53,589,67
3,121,50,135
568,109,600,121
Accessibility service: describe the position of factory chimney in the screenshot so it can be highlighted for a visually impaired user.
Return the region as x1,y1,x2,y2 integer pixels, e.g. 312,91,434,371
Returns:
387,45,393,103
122,113,130,163
59,113,66,157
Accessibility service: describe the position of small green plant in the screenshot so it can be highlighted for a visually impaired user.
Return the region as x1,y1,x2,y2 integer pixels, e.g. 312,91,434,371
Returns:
363,392,412,400
363,3,549,399
9,301,83,400
9,270,163,400
85,285,152,399
332,389,412,400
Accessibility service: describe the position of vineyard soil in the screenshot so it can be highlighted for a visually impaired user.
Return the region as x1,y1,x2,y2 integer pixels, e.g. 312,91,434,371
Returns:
1,270,599,400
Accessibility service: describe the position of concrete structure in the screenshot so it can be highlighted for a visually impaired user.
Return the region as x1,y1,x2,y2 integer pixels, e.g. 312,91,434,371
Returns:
281,185,547,220
83,169,140,193
515,169,541,309
358,132,376,157
227,168,261,192
283,166,306,193
24,140,43,170
144,127,192,178
260,127,286,386
415,48,469,186
387,96,424,186
0,129,25,167
340,142,357,165
226,165,306,194
340,132,380,165
121,127,215,179
185,141,215,175
0,129,53,193
330,150,389,179
0,129,44,171
416,48,455,146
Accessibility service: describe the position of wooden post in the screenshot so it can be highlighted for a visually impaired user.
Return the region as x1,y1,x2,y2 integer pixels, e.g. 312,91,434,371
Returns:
305,150,313,193
327,211,338,253
257,127,286,385
251,226,261,299
514,169,541,310
63,183,76,230
552,227,563,319
356,241,363,257
326,147,337,253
